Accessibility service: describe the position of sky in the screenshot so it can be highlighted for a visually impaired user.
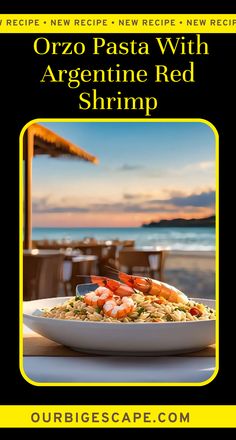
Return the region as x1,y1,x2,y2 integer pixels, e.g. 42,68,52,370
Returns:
32,121,216,227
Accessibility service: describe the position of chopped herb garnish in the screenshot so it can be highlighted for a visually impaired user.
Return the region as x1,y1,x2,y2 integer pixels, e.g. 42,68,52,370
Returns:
64,309,70,313
69,302,74,307
137,307,145,315
73,309,80,315
95,306,102,314
174,307,186,313
166,315,173,322
75,295,83,301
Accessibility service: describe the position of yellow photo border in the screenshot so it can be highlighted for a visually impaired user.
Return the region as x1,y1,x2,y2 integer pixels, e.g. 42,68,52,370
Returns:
19,118,219,387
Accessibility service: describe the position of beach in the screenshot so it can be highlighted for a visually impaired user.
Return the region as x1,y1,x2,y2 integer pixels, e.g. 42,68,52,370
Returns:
164,251,215,299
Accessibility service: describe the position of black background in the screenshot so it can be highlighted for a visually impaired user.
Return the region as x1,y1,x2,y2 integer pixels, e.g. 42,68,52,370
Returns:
0,2,235,407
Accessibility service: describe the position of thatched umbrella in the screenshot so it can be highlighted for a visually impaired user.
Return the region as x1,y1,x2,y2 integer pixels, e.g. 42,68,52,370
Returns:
23,123,98,249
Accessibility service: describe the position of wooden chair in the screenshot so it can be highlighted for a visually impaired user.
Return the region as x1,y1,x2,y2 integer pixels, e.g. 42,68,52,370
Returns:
118,250,166,281
78,245,103,258
78,245,107,275
122,240,135,248
70,258,97,295
98,245,118,275
23,253,64,300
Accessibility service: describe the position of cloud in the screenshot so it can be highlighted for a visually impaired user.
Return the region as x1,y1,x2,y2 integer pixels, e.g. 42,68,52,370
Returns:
123,193,152,200
33,197,89,213
124,204,178,213
162,189,186,198
34,205,88,214
32,197,50,212
33,190,215,215
123,194,137,200
184,161,215,172
92,202,180,213
168,191,215,207
90,202,125,212
33,197,177,214
112,164,165,178
148,190,215,207
42,207,88,213
117,164,144,171
136,160,214,180
198,161,215,170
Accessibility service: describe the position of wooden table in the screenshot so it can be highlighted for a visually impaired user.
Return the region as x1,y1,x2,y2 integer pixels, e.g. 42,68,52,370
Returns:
23,249,62,256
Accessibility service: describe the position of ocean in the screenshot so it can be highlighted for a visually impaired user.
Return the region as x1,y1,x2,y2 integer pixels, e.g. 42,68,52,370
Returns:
32,227,215,251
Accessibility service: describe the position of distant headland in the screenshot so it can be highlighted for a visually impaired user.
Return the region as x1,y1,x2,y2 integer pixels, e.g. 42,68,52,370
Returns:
142,215,215,228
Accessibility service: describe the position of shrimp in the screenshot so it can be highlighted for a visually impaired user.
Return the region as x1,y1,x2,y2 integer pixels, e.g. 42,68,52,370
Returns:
88,273,188,304
103,296,135,319
118,272,188,304
90,275,134,297
84,286,113,307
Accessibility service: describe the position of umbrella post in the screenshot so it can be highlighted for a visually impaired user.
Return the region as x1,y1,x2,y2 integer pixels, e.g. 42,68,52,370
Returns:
22,123,98,250
23,129,34,249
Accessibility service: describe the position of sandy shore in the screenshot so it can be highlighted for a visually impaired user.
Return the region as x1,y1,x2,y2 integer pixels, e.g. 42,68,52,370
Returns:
164,251,215,299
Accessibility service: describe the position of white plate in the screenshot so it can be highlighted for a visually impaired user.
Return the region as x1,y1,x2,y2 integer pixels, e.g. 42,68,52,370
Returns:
23,297,215,356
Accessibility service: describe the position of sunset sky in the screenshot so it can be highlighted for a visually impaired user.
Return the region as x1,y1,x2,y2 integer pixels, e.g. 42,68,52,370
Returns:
32,121,215,227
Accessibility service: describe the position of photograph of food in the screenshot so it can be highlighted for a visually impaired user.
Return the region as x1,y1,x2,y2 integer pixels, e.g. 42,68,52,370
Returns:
42,278,215,323
22,120,216,384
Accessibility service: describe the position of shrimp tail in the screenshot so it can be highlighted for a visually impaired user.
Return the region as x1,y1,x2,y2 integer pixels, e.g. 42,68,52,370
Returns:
118,271,188,304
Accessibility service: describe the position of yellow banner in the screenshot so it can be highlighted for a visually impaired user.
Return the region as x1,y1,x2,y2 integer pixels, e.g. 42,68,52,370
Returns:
0,406,235,428
0,14,236,33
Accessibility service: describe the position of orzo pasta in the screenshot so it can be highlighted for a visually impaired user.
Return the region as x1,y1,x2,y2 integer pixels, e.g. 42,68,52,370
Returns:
42,292,215,323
